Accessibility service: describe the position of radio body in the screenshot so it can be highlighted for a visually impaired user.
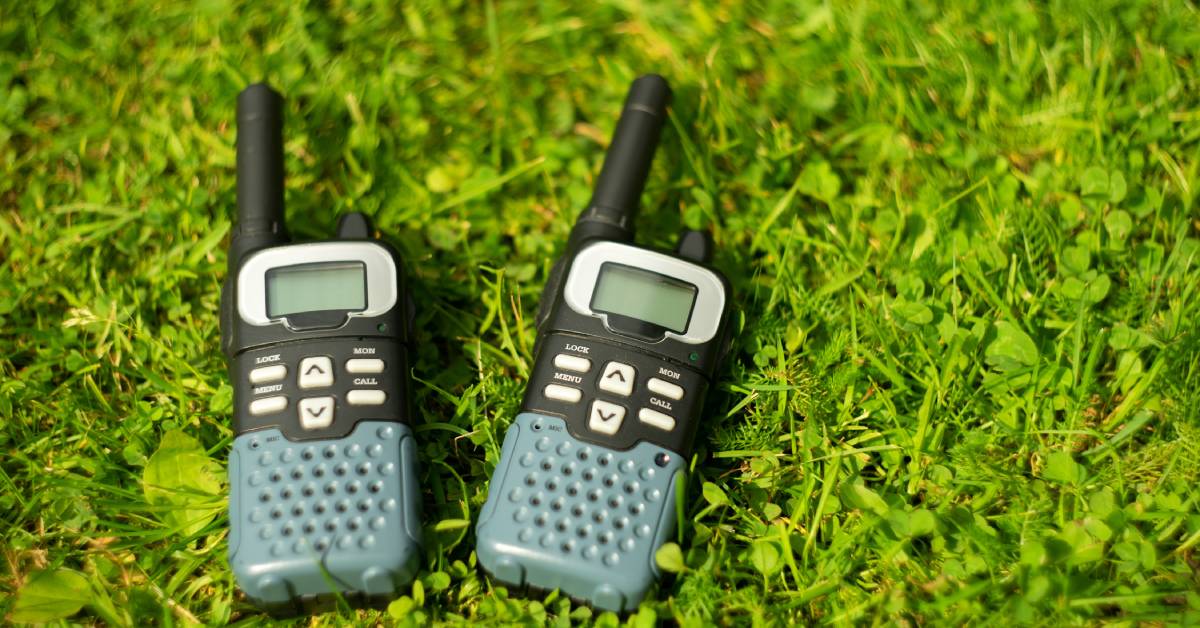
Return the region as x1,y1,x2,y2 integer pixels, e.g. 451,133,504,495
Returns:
221,85,421,615
476,75,733,612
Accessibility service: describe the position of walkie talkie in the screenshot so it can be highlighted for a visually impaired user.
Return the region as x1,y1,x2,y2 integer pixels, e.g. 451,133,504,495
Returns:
476,75,733,612
222,84,422,615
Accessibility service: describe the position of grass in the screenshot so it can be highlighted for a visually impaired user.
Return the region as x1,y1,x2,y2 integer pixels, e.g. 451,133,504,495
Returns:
2,0,1199,624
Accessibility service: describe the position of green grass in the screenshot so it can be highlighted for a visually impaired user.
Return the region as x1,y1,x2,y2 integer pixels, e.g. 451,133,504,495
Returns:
3,0,1199,624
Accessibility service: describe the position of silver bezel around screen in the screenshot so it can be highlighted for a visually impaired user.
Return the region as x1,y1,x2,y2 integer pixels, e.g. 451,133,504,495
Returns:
564,241,724,345
238,241,398,327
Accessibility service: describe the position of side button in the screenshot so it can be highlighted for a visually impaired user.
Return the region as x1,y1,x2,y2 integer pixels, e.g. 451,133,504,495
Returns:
249,396,288,416
638,408,675,431
347,390,387,406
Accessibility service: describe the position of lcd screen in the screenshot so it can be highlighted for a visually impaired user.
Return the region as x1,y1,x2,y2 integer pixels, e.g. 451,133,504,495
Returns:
266,262,366,317
589,263,697,333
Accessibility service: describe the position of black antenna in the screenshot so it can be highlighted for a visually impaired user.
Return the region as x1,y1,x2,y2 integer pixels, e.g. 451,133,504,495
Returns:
569,74,672,248
230,83,289,268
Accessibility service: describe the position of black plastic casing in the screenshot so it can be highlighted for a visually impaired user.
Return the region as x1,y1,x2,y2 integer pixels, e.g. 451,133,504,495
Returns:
521,239,733,456
219,235,416,443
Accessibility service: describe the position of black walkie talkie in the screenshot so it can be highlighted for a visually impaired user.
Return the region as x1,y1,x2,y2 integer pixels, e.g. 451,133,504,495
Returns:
222,84,422,615
476,75,733,612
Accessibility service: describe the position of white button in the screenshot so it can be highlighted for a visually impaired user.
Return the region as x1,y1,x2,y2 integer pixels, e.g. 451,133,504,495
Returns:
249,396,288,416
543,384,582,403
598,362,636,396
298,357,334,389
588,400,627,435
298,396,335,429
249,364,287,384
638,408,675,431
553,354,592,373
345,358,385,374
647,378,684,400
346,389,387,406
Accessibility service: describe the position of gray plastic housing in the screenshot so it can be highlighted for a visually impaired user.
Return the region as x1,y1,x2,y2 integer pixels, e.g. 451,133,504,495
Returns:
476,413,684,612
228,421,422,613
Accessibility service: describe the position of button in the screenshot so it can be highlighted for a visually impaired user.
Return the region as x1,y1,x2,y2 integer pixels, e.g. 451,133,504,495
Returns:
553,354,592,373
299,397,335,429
598,362,636,396
647,377,684,400
347,390,387,406
298,357,334,389
588,400,626,435
345,358,385,374
249,364,287,384
249,396,288,416
638,408,675,431
544,384,582,403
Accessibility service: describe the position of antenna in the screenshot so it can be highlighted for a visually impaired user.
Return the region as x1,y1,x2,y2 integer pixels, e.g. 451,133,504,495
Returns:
230,83,288,268
569,74,672,248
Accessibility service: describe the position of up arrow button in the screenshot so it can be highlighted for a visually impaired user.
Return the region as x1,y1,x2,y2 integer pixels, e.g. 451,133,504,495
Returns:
598,361,636,397
298,356,334,389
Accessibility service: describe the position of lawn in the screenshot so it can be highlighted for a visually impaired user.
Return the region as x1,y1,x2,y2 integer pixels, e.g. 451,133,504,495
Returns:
2,0,1199,625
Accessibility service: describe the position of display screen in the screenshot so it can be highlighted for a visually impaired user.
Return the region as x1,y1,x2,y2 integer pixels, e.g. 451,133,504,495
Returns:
266,262,366,318
589,263,697,333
